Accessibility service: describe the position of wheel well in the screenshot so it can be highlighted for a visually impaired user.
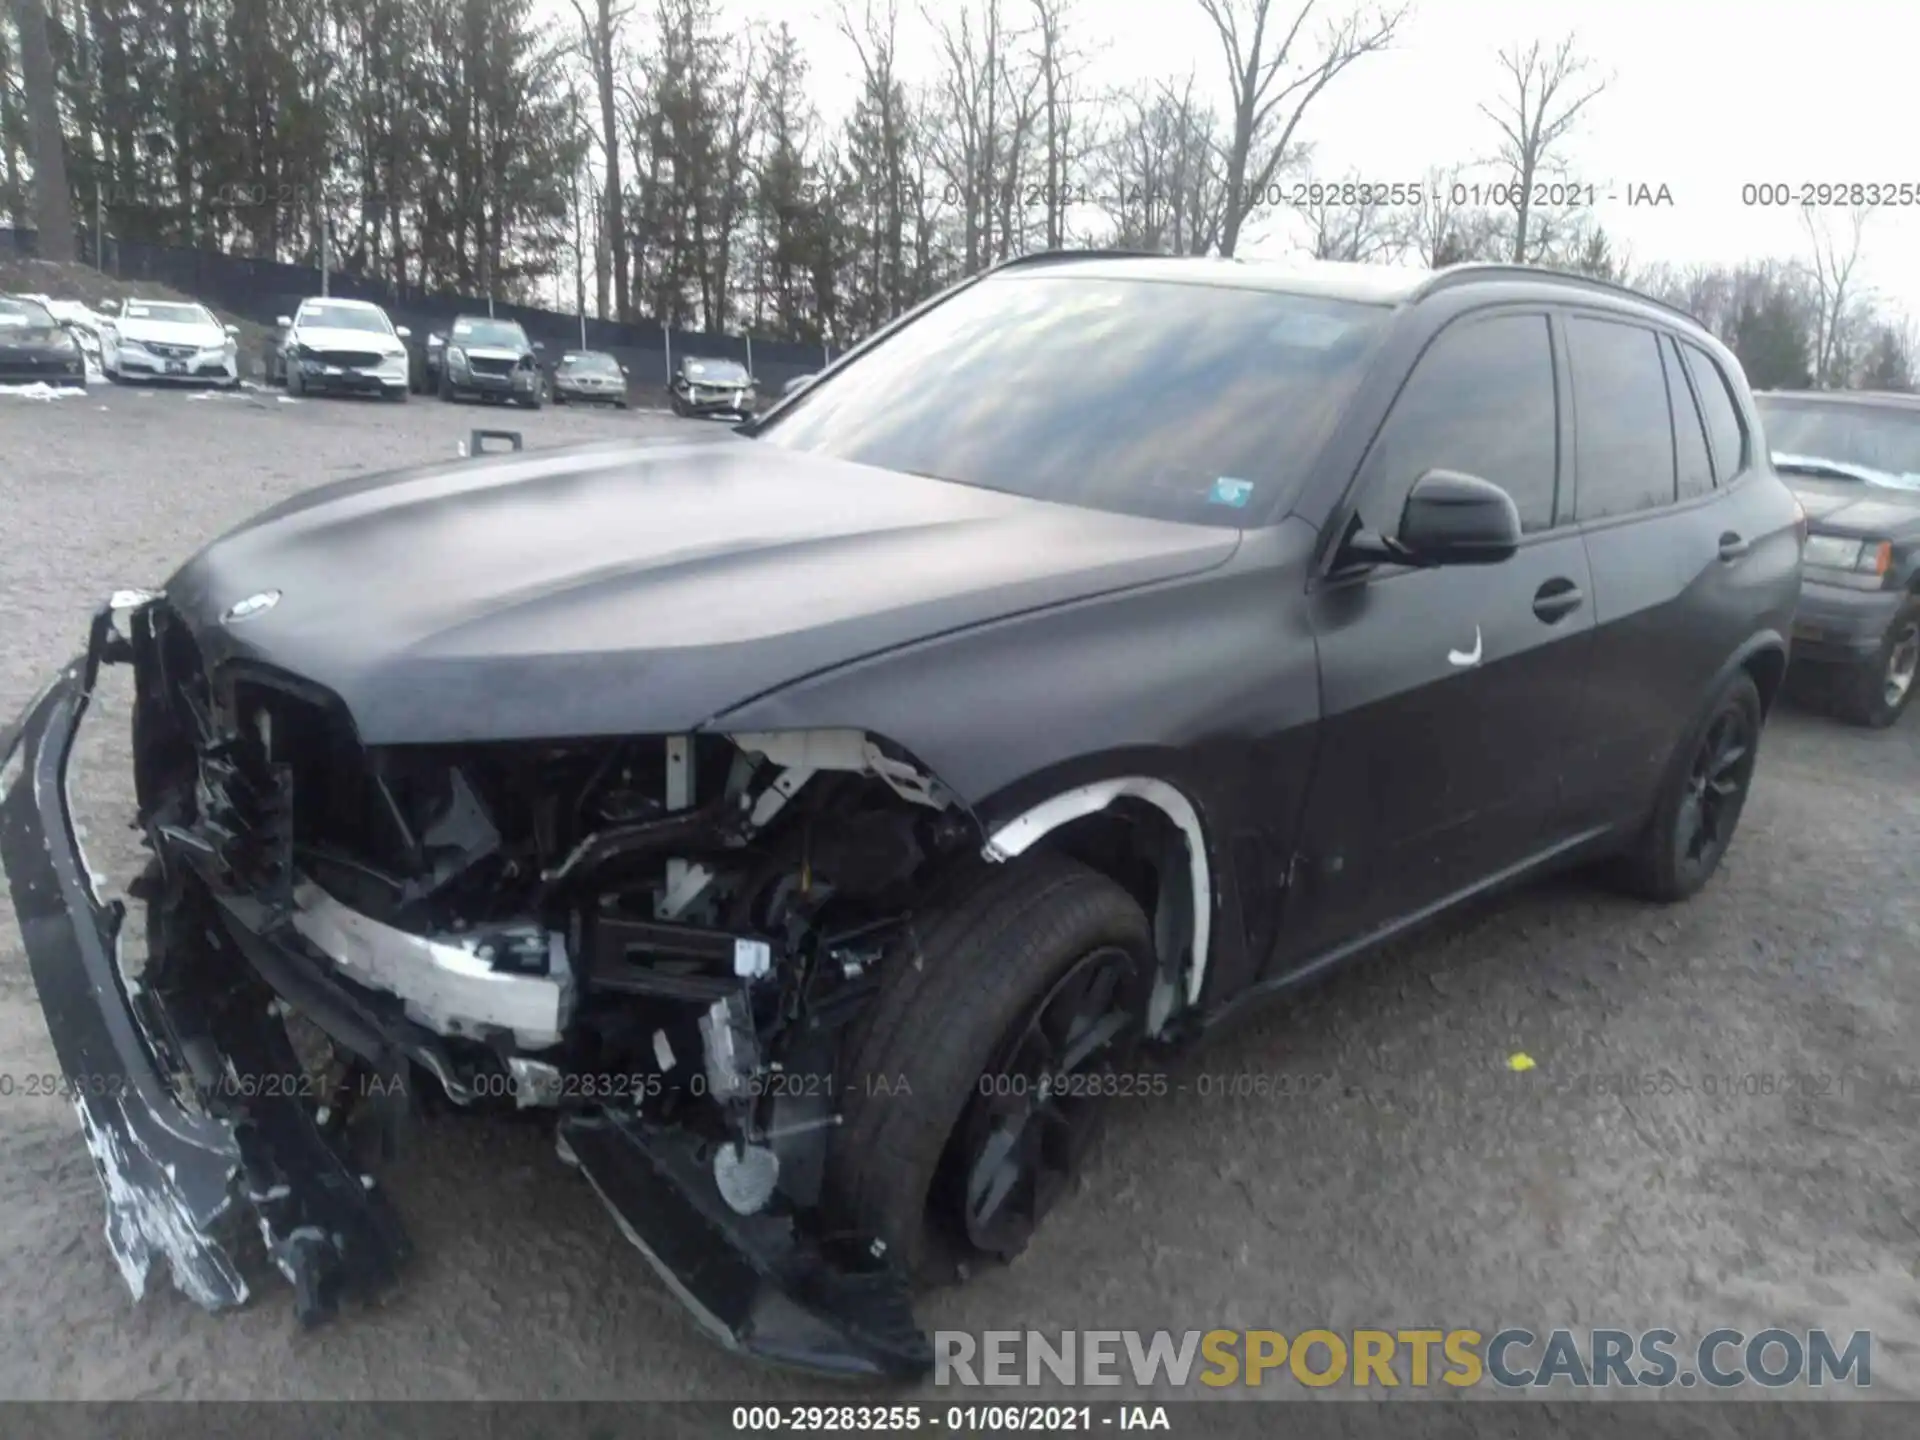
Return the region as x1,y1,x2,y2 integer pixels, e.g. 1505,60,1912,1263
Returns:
1018,800,1196,1034
1744,645,1788,716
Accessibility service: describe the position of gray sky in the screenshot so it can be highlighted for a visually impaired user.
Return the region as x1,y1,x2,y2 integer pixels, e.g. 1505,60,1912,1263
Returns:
633,0,1920,320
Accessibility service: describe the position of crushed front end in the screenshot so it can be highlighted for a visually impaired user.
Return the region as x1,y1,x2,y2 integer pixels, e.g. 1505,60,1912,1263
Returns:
0,595,975,1377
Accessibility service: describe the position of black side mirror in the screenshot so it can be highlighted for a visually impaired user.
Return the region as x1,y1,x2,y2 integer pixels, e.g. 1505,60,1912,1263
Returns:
1395,470,1523,566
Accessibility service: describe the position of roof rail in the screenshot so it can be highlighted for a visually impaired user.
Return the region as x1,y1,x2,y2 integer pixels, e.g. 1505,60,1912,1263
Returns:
1416,263,1704,328
989,248,1176,272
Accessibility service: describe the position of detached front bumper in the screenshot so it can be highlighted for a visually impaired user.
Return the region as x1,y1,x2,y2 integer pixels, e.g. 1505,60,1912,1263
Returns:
683,393,754,418
0,602,930,1376
0,606,410,1324
0,638,247,1310
296,360,405,395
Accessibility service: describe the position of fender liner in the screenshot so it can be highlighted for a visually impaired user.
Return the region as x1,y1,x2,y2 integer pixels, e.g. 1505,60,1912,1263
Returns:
981,776,1213,1011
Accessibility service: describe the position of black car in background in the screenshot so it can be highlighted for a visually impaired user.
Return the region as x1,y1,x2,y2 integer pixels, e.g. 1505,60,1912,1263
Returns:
1756,389,1920,726
0,293,88,388
550,349,631,408
669,354,756,418
0,255,1802,1380
433,314,545,407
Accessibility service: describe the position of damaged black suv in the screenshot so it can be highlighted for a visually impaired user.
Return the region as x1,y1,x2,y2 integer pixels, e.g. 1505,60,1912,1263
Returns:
0,254,1802,1379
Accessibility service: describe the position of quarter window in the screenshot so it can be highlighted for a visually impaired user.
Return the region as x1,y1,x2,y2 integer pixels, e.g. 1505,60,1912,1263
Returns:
1662,335,1715,501
1682,342,1749,482
1568,317,1676,521
1355,312,1558,536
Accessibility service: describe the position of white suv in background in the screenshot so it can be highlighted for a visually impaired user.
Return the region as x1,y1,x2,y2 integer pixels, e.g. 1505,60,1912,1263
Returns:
273,297,412,401
100,297,240,387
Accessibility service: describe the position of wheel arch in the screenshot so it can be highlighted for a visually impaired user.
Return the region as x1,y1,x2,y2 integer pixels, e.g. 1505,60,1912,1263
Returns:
981,774,1213,1035
1741,638,1789,717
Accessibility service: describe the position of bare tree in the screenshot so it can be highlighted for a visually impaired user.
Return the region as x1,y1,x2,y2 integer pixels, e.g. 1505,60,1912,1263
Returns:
841,0,914,327
1195,0,1404,256
927,0,1041,270
1479,33,1607,264
11,0,74,260
1802,206,1871,388
1392,165,1502,267
569,0,634,321
1029,0,1097,250
1299,176,1395,261
1095,74,1226,255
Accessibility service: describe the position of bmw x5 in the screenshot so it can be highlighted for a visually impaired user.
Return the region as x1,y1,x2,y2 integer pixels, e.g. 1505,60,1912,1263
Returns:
0,254,1802,1379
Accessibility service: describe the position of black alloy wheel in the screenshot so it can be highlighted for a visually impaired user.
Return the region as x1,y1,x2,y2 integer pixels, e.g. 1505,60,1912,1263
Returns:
948,944,1141,1259
1673,695,1758,888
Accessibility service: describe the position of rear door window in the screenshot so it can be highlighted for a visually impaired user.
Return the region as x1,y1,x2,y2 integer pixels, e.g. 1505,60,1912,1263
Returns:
1568,316,1677,521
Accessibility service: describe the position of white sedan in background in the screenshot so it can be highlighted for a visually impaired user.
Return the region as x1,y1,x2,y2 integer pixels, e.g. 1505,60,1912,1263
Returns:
273,297,412,401
99,297,240,386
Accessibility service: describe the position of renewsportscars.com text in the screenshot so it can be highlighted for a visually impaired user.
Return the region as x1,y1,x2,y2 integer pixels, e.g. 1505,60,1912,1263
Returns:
934,1327,1872,1389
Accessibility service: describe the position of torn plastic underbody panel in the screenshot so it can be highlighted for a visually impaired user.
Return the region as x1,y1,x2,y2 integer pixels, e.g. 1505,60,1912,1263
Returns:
0,598,943,1377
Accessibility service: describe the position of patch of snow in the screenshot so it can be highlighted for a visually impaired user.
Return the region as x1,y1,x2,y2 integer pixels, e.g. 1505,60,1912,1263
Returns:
0,382,83,401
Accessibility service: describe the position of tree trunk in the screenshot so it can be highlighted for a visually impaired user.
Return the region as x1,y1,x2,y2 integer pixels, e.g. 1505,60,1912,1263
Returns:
167,0,192,244
595,1,628,320
13,0,76,261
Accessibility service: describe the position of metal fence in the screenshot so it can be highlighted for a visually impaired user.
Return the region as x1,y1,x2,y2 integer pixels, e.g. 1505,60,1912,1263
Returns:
0,227,836,398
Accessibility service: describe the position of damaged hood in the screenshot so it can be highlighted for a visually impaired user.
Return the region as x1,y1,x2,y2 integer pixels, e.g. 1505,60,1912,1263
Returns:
160,436,1240,744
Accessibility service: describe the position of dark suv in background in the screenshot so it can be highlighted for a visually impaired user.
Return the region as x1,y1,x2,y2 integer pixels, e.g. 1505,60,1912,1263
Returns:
1756,390,1920,726
430,314,545,407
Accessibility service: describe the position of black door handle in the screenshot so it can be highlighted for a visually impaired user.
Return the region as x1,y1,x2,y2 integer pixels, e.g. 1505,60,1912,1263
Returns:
1532,577,1583,623
1718,532,1750,561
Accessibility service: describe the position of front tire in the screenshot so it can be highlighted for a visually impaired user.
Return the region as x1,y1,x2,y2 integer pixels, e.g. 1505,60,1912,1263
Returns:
1831,603,1920,728
286,365,304,398
824,854,1154,1281
1613,670,1763,902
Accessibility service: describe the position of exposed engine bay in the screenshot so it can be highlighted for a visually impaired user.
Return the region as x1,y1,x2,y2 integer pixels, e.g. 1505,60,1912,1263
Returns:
122,598,996,1371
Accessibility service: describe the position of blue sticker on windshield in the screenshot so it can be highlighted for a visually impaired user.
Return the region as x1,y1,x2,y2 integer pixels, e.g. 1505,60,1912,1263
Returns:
1209,477,1254,508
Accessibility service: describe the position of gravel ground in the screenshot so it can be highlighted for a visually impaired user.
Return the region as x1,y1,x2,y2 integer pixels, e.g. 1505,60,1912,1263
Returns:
0,381,1916,1405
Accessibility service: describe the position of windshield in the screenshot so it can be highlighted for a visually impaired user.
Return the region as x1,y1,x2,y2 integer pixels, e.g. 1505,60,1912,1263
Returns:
563,353,620,374
450,317,528,348
121,300,212,326
299,303,393,334
754,274,1388,527
685,358,749,383
0,296,54,328
1757,397,1920,486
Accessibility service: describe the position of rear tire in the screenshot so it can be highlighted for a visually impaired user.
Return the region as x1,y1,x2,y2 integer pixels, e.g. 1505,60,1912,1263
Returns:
1612,671,1763,902
823,854,1154,1282
1830,603,1920,728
